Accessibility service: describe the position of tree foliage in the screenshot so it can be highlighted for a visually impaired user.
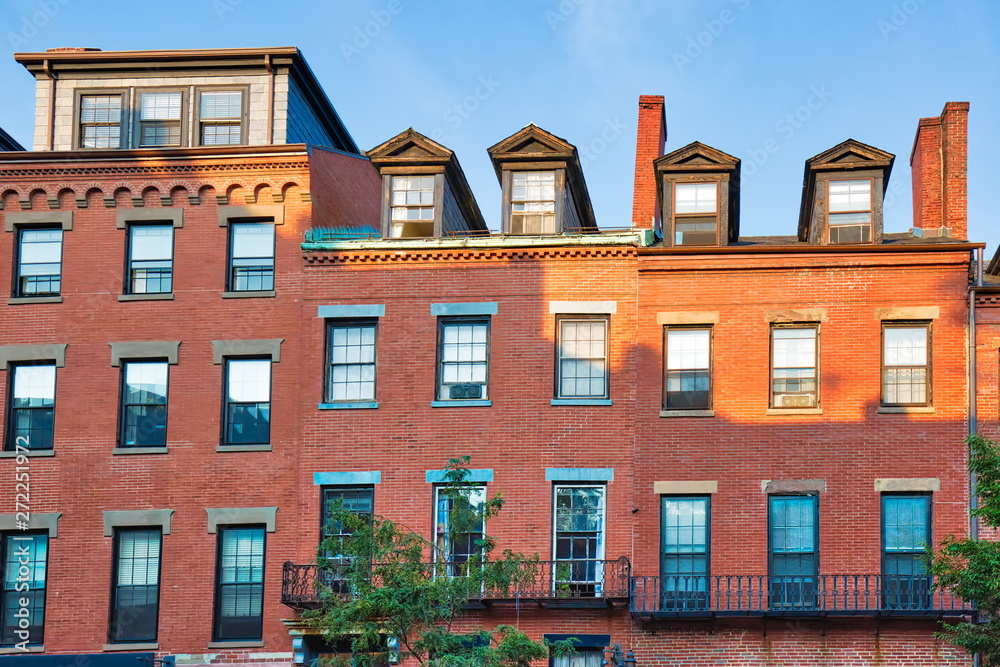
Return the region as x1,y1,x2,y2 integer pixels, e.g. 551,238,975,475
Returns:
306,456,574,667
929,434,1000,665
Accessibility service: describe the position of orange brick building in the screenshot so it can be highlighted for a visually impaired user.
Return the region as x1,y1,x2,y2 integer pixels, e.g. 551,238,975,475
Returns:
0,47,987,667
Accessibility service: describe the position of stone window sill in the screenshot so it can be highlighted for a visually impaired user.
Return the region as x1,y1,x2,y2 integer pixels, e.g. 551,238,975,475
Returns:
113,447,169,455
0,449,54,458
8,296,62,305
766,408,823,416
119,293,174,301
660,409,715,418
319,401,379,410
216,444,273,452
877,406,935,414
221,290,276,299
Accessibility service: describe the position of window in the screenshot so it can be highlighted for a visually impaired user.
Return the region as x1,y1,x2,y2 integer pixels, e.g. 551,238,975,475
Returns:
200,90,244,146
390,175,435,238
223,359,271,446
434,485,485,575
553,485,605,596
768,495,818,609
882,324,930,406
556,318,609,399
126,225,173,294
1,533,47,646
109,528,161,643
228,222,275,292
771,326,818,409
673,182,718,245
6,364,55,451
214,526,265,642
552,649,604,667
79,94,123,148
138,92,182,147
510,171,556,235
321,487,374,594
882,494,931,609
15,228,62,297
120,361,168,448
326,321,377,403
828,179,872,243
661,496,709,610
663,328,711,410
437,318,489,401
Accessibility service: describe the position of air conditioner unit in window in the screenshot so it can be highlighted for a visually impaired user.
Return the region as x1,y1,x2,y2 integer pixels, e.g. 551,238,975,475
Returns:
776,393,815,408
449,383,484,400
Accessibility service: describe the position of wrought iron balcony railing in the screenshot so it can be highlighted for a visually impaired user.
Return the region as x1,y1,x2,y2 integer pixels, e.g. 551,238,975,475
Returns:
282,557,631,609
630,575,974,618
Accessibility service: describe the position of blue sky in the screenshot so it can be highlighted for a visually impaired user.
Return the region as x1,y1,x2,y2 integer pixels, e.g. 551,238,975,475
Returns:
1,0,997,250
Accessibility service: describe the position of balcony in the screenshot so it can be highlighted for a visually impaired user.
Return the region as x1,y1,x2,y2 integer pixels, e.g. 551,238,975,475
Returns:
282,557,631,610
630,575,973,619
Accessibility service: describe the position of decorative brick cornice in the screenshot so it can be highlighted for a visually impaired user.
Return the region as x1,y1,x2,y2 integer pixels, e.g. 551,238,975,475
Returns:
0,160,310,178
304,246,637,264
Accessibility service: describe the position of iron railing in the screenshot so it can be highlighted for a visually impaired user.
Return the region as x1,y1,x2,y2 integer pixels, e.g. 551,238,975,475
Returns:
282,557,631,609
630,575,973,617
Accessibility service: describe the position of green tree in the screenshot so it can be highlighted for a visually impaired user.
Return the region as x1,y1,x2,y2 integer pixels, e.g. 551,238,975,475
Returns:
306,456,574,667
929,434,1000,665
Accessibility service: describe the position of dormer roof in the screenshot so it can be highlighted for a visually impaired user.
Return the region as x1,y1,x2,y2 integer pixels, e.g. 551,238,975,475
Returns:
366,127,487,234
797,139,895,240
654,141,739,171
487,124,596,230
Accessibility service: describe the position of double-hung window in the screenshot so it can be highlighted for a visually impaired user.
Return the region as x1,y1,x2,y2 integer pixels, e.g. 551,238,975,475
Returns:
223,359,271,446
828,179,872,244
138,92,182,147
434,485,486,576
6,364,56,451
109,528,161,643
882,494,931,609
661,496,710,610
16,228,62,297
437,318,489,401
771,326,818,409
126,225,173,294
673,182,718,245
1,533,47,646
327,321,377,403
321,487,374,593
768,495,818,609
228,222,275,292
553,485,605,596
882,324,930,407
120,360,168,448
79,93,123,148
663,327,711,410
390,175,436,238
510,171,556,235
214,526,265,642
199,90,244,146
556,317,609,400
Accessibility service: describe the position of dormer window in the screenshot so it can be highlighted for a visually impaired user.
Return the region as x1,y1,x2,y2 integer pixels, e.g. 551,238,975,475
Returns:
390,175,436,238
199,90,244,146
510,171,557,235
673,182,718,245
138,92,182,147
827,179,872,243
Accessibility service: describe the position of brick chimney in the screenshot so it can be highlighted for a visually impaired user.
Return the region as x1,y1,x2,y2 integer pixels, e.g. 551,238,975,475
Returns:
910,101,969,240
631,95,667,231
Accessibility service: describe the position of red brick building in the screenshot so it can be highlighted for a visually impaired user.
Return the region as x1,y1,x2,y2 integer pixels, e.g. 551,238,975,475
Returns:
0,47,986,667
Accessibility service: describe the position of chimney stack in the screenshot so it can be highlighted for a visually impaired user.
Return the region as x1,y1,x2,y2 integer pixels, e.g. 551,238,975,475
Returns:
910,101,968,240
631,95,666,231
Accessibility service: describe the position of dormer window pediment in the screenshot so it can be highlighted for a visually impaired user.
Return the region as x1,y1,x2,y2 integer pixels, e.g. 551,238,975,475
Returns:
488,124,597,236
797,139,894,246
655,142,740,247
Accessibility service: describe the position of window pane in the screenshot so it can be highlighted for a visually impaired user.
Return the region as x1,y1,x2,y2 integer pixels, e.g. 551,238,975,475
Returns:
201,91,242,119
328,323,377,402
216,527,264,641
675,183,717,214
667,329,710,370
438,320,489,400
884,327,928,365
141,92,181,120
558,319,608,399
435,485,486,568
232,223,275,258
13,365,55,406
884,496,930,552
130,225,173,261
227,360,270,402
554,486,605,592
829,180,871,212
